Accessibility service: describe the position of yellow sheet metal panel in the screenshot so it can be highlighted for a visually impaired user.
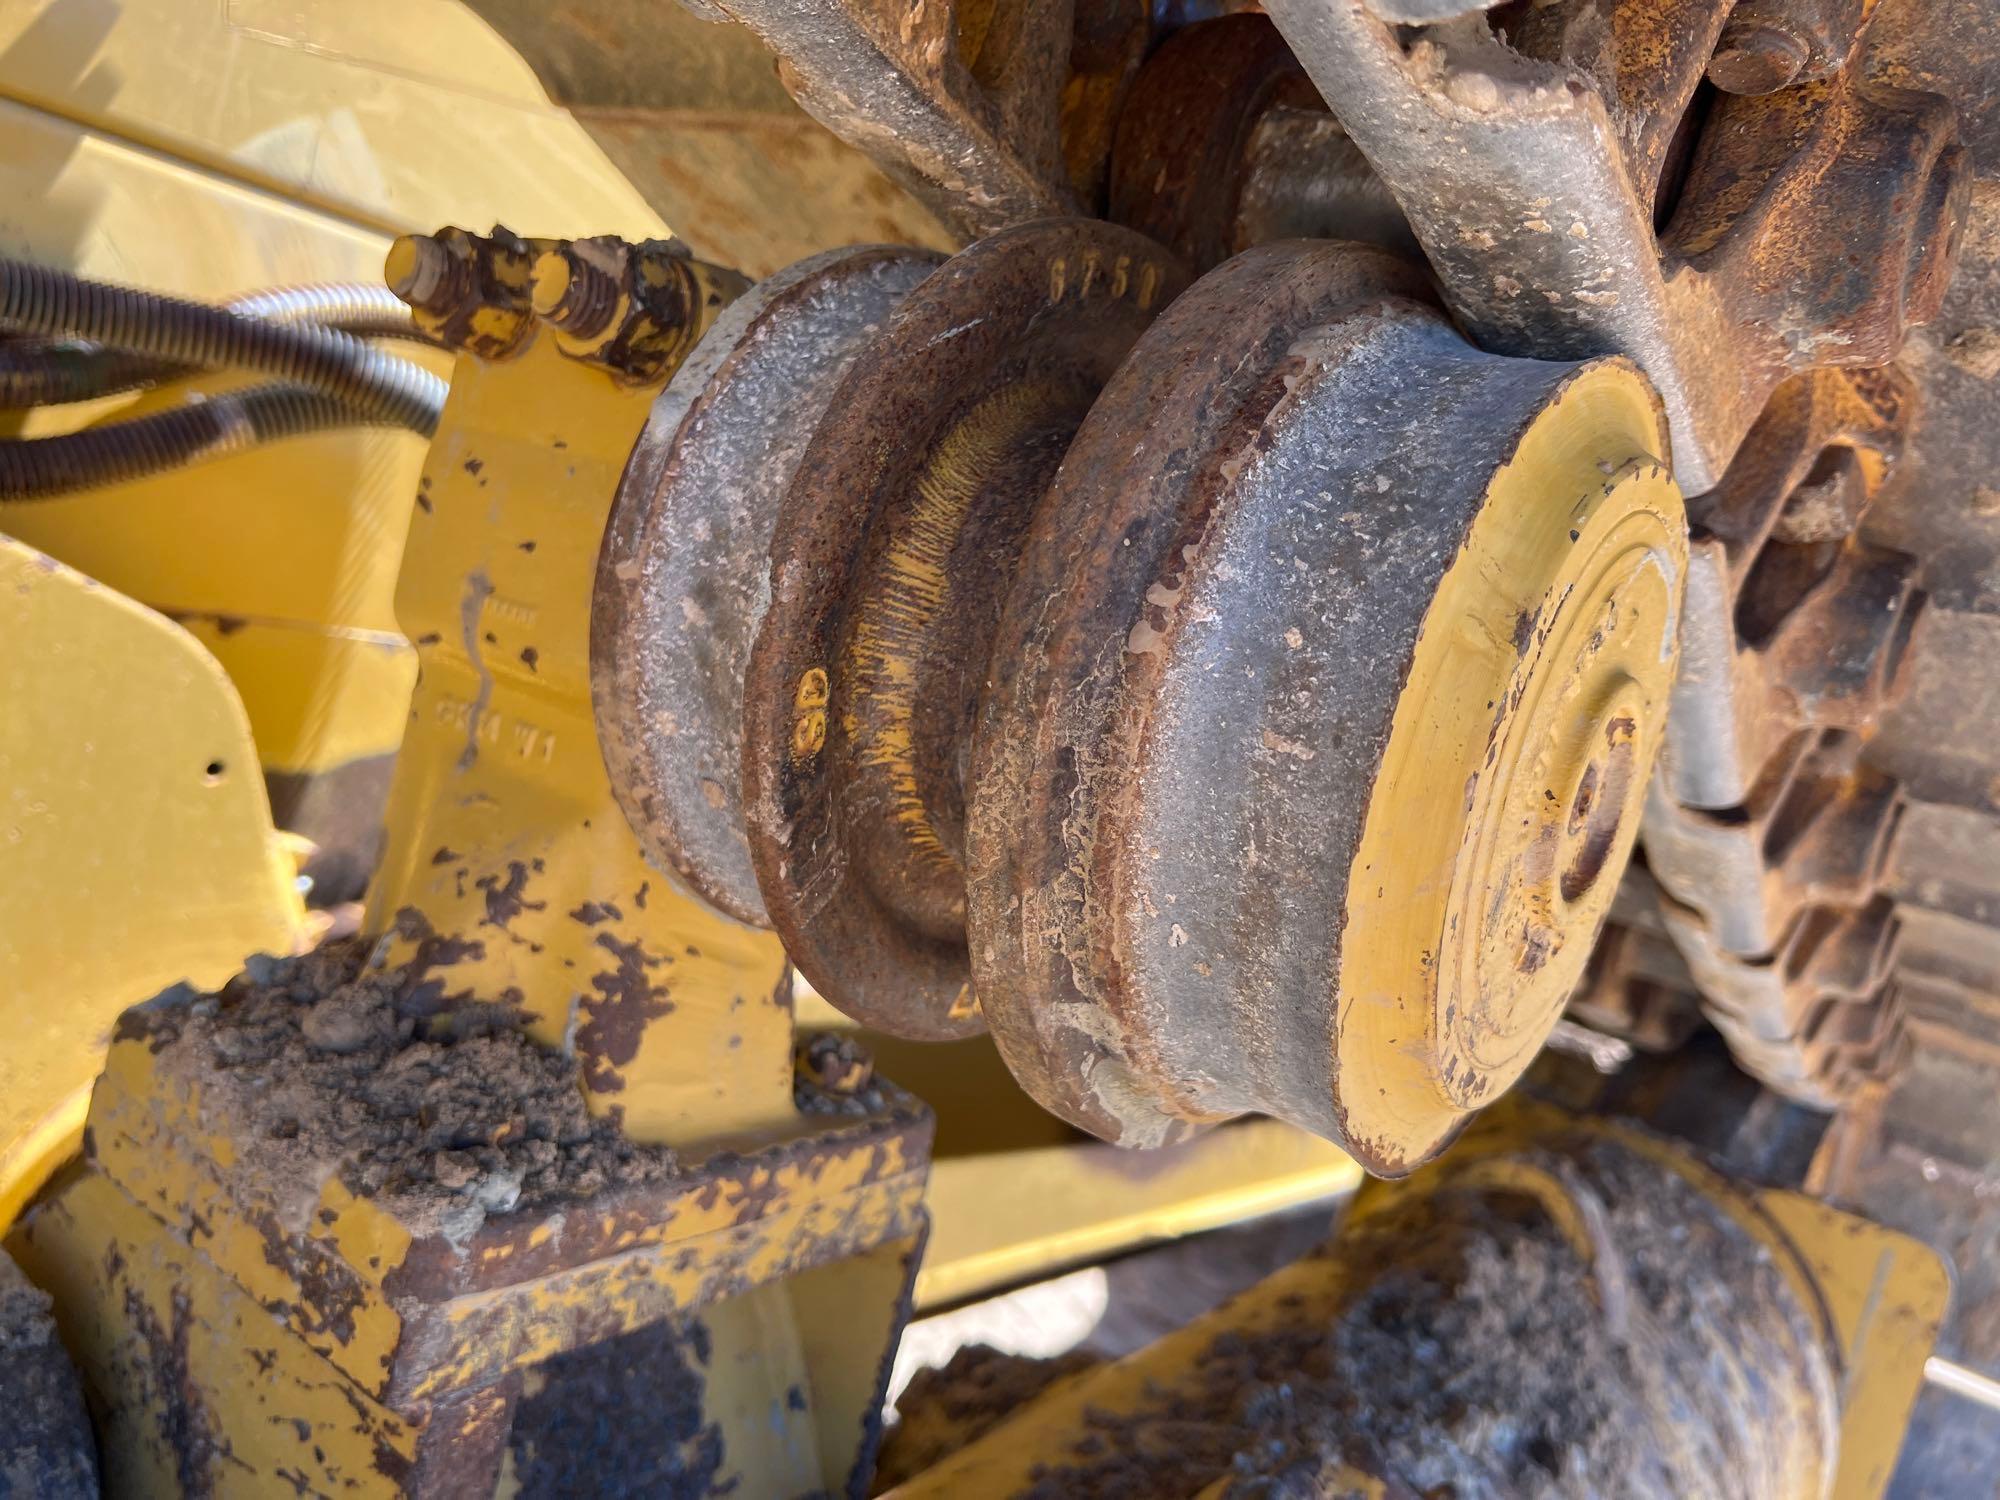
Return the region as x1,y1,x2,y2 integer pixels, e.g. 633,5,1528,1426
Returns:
0,373,428,628
1761,1188,1952,1500
0,0,668,240
0,98,397,304
12,1158,923,1497
0,91,435,782
807,1022,1360,1309
917,1119,1360,1310
2,372,428,773
0,0,674,793
0,537,305,1227
178,616,416,773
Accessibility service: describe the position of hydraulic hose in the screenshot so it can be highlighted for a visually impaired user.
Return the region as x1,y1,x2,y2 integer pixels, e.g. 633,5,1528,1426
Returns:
0,341,175,408
0,283,438,410
0,384,379,501
0,258,445,434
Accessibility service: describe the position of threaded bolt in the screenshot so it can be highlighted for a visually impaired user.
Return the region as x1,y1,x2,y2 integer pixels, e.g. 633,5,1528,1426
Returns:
385,234,459,312
530,244,623,337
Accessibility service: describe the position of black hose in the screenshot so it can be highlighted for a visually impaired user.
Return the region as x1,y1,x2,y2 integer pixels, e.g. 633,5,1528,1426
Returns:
0,283,439,410
0,384,379,500
0,259,444,433
0,341,177,407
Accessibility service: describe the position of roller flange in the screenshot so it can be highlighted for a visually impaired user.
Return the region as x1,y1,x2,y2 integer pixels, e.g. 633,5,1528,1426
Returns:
970,241,1687,1172
594,244,943,925
741,219,1190,1039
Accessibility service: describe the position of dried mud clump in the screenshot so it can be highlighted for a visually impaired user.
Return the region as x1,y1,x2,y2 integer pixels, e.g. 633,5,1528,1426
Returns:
125,936,680,1239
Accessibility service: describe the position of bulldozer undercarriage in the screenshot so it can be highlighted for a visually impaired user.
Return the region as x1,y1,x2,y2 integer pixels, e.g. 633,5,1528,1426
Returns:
2,0,1997,1492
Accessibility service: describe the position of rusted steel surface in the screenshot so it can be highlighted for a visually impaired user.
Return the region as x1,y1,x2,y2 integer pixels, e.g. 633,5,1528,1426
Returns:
1056,0,1153,210
1639,366,1926,1105
1710,0,1878,95
644,0,1158,243
594,245,942,927
969,239,1683,1170
1261,0,1967,493
1108,14,1418,274
740,218,1188,1040
1857,0,2000,958
1106,15,1318,271
1665,368,1921,810
695,0,1085,240
1232,100,1424,265
1668,69,1963,369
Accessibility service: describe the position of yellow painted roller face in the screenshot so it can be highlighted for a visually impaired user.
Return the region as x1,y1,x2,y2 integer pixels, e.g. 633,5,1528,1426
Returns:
1337,361,1685,1168
962,244,1687,1175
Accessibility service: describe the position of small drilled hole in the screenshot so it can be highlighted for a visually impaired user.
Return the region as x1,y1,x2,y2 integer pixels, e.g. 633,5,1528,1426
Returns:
204,759,226,782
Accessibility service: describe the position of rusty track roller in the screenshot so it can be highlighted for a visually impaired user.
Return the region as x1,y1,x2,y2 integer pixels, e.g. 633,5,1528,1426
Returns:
739,219,1188,1038
1108,15,1415,274
597,219,1187,989
971,243,1685,1172
598,225,1688,1173
595,244,945,926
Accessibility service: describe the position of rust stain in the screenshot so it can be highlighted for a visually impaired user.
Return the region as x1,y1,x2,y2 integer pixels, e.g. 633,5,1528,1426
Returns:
391,907,486,1016
475,861,548,934
576,932,675,1092
119,1283,245,1495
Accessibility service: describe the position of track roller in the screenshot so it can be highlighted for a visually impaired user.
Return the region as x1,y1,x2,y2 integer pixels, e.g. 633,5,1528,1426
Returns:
596,228,1686,1173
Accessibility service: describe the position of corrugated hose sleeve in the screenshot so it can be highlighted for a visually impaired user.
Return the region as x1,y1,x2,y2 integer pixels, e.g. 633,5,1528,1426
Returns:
0,258,444,433
0,384,380,501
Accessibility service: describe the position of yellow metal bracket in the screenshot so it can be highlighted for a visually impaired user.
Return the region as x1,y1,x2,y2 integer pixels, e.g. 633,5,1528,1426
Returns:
363,311,797,1149
6,233,936,1495
0,537,306,1229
